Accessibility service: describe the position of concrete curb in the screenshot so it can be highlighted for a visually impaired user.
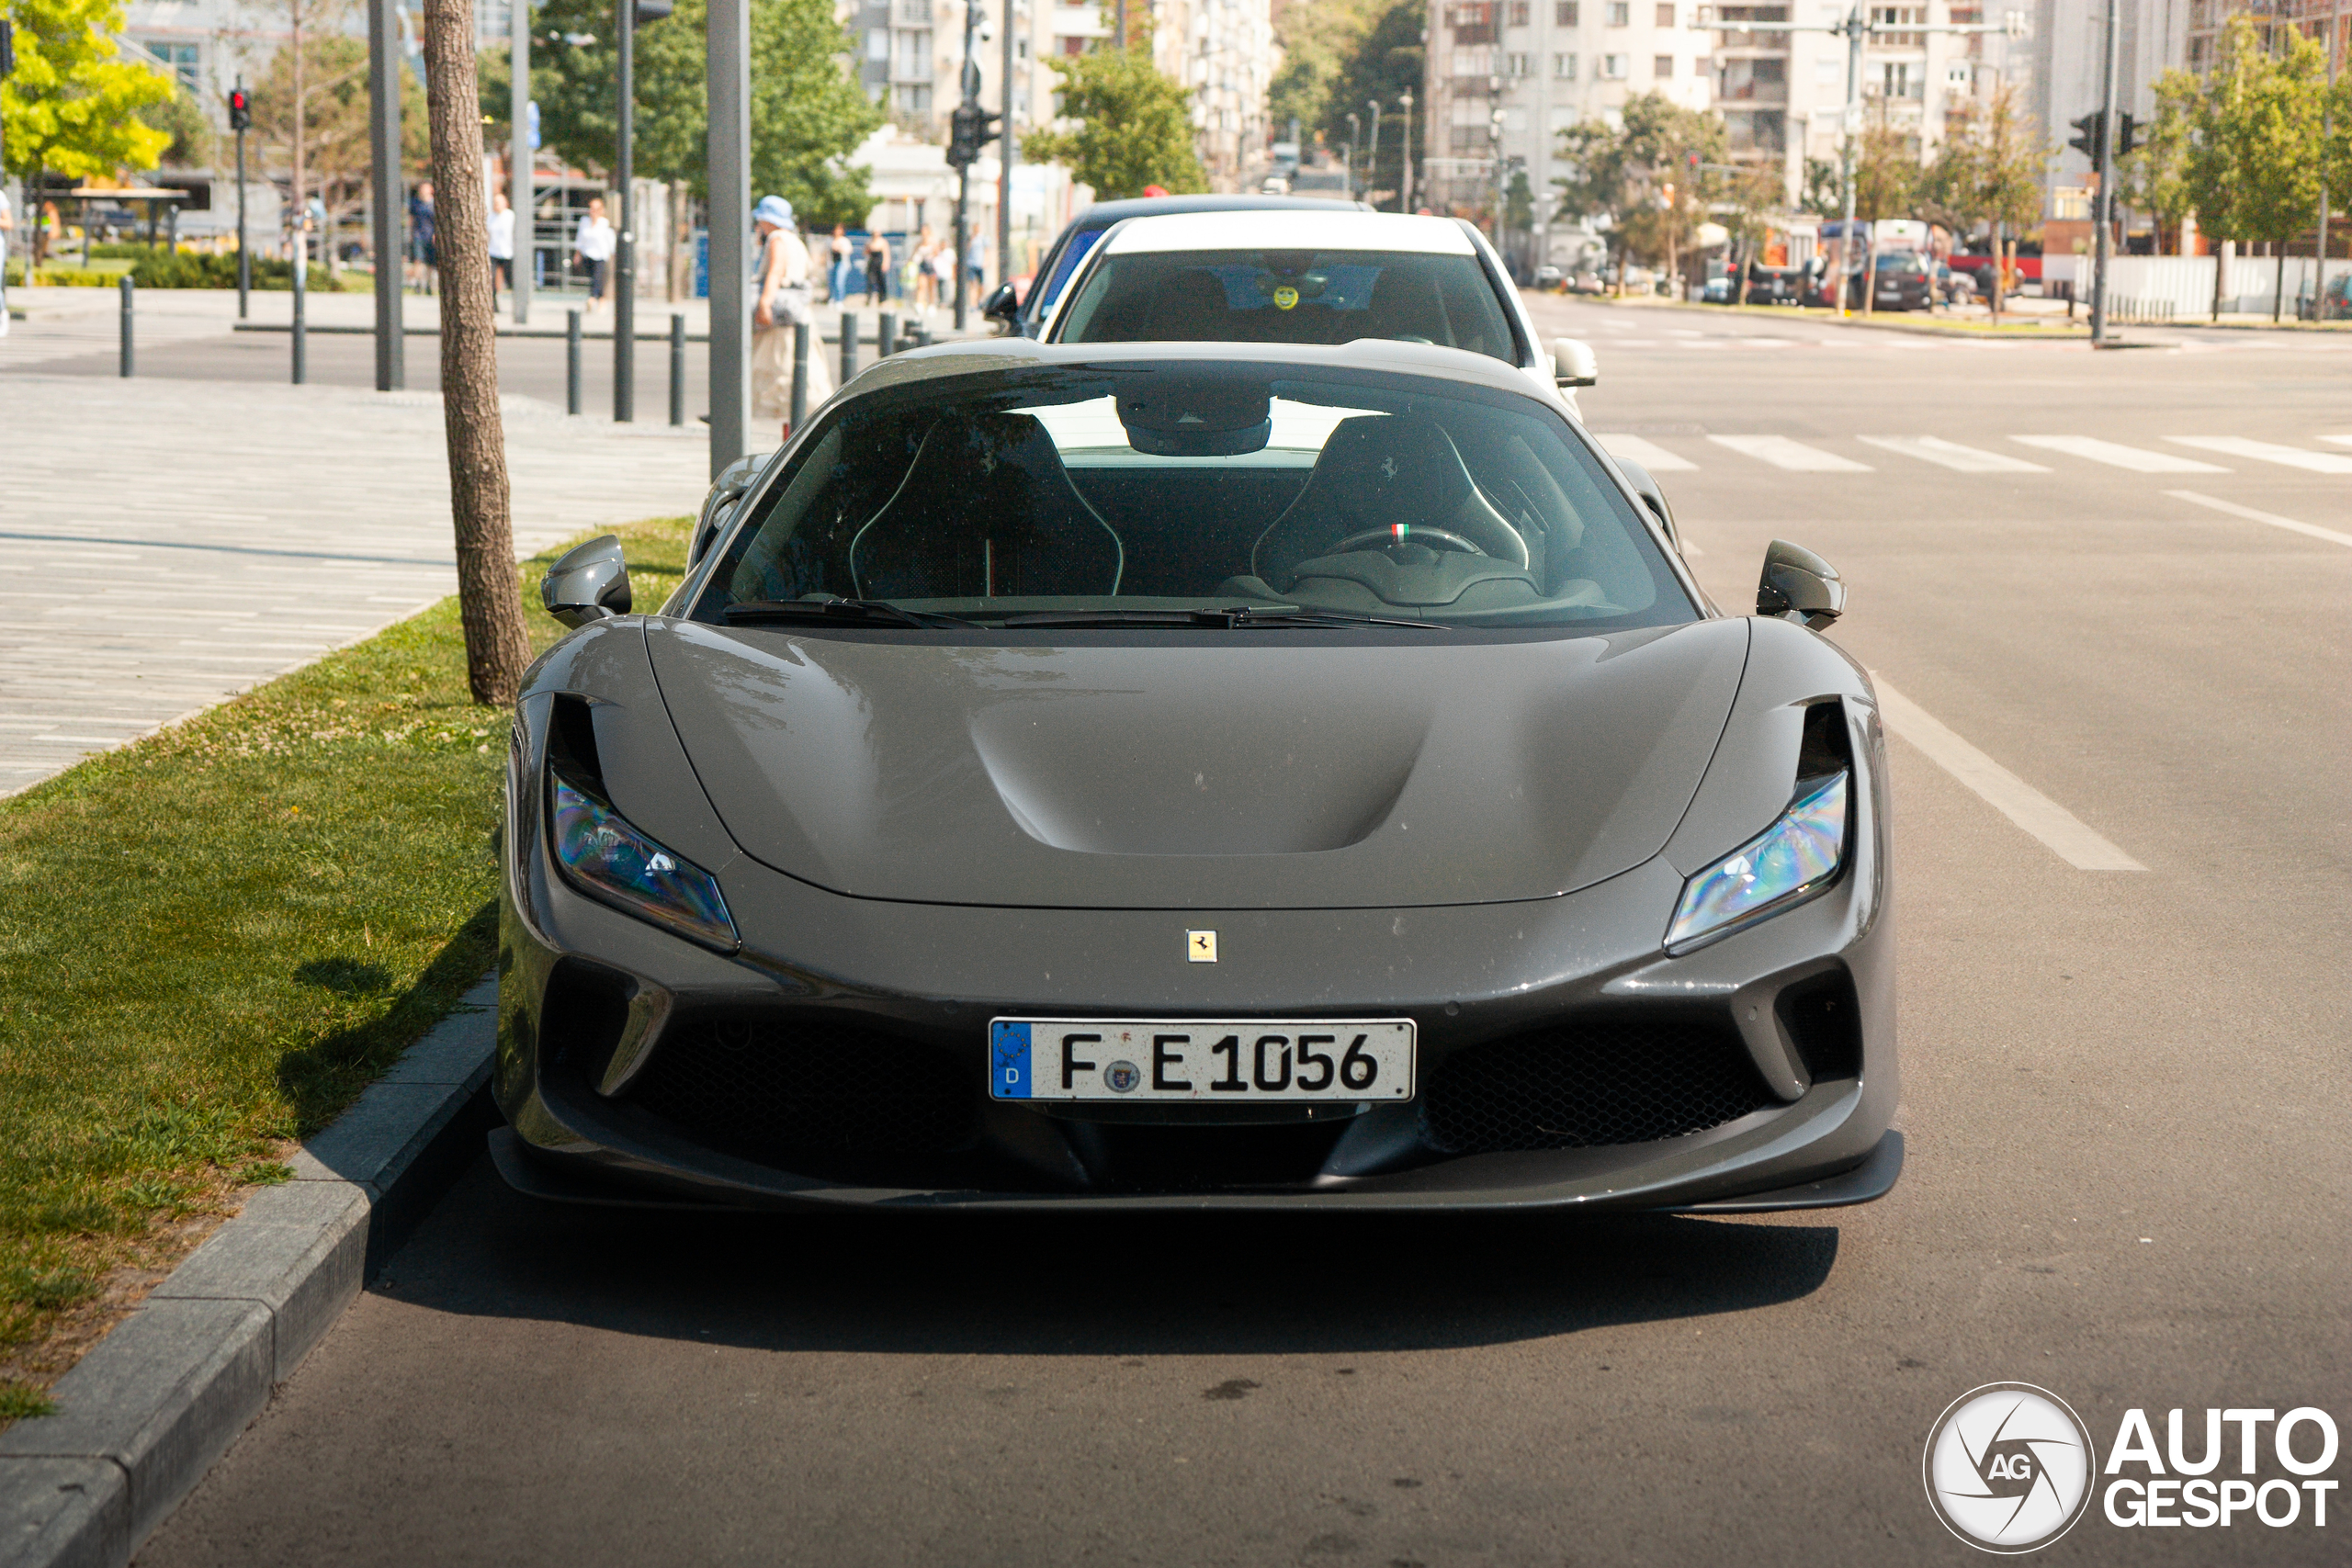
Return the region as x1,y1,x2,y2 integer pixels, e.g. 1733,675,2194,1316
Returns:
0,977,500,1568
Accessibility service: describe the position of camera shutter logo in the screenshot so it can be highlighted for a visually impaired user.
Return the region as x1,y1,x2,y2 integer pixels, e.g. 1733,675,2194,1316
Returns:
1923,1383,2098,1553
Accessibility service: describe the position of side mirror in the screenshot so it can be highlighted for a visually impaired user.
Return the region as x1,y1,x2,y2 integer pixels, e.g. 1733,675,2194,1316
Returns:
981,280,1021,327
690,451,769,567
541,535,631,627
1757,540,1844,629
1552,336,1599,388
1612,457,1682,554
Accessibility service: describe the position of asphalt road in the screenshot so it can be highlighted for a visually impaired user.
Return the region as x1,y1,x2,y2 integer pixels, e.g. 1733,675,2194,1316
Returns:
138,300,2351,1567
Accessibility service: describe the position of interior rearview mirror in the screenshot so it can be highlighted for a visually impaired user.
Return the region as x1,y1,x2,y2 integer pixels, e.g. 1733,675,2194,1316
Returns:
541,535,632,628
1552,336,1599,388
981,280,1021,327
1757,540,1845,628
690,452,769,567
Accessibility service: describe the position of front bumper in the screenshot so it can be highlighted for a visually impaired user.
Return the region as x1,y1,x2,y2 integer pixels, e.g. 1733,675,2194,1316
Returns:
494,790,1899,1213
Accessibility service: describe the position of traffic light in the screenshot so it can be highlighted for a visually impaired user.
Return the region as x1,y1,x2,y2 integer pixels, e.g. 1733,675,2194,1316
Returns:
228,86,252,132
2067,110,2101,159
2114,111,2136,158
946,104,1001,170
633,0,673,21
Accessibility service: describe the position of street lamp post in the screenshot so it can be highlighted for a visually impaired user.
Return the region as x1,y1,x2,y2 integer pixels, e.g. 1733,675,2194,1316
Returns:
1365,100,1384,211
512,0,531,325
367,0,403,390
615,0,639,422
1346,114,1360,201
707,0,751,472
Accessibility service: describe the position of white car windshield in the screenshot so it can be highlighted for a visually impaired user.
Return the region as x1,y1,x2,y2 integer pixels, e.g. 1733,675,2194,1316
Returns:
1053,249,1521,366
695,363,1693,632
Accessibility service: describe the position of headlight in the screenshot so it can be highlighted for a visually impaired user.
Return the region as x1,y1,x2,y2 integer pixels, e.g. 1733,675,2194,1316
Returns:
1666,771,1849,953
548,769,739,952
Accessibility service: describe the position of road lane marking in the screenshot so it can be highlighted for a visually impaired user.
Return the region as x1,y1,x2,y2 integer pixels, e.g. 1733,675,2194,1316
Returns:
2165,435,2352,473
1592,433,1698,471
1708,434,1872,472
2163,491,2352,548
2011,435,2227,473
1868,675,2147,872
2320,434,2352,449
1858,435,2050,473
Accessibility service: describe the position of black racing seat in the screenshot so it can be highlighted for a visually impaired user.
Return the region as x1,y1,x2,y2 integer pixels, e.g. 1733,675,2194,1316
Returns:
1250,414,1530,591
850,411,1123,600
1142,268,1233,341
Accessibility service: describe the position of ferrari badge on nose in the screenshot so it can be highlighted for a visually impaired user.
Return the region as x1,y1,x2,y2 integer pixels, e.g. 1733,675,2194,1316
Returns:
1187,930,1218,963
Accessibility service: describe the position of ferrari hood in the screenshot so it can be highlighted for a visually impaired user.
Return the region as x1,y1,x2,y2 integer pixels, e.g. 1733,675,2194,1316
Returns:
645,617,1747,910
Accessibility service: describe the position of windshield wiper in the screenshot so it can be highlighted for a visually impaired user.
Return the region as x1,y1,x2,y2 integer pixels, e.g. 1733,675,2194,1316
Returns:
724,598,968,629
990,605,1445,630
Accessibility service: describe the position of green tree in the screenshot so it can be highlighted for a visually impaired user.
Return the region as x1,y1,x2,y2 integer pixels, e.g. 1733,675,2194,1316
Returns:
1720,162,1783,303
1850,107,1919,221
0,0,174,188
137,85,216,169
1023,43,1206,200
254,34,429,225
489,0,878,224
1921,84,2047,320
1313,0,1422,208
1269,0,1371,141
1554,95,1724,293
2117,68,2198,254
2186,15,2324,321
1798,154,1841,217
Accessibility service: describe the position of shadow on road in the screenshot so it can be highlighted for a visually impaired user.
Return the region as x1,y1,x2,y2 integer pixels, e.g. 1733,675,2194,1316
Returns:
377,1159,1839,1357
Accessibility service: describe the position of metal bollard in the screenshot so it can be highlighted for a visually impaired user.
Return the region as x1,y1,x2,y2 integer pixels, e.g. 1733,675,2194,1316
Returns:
876,310,896,358
668,313,685,427
790,321,809,431
840,310,857,384
566,310,582,415
119,276,135,378
290,244,308,385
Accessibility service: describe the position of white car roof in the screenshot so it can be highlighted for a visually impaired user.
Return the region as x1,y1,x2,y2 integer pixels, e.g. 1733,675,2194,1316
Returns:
1098,210,1476,257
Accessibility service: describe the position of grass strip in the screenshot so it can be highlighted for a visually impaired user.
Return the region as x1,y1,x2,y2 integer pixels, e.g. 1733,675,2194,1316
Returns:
0,515,691,1421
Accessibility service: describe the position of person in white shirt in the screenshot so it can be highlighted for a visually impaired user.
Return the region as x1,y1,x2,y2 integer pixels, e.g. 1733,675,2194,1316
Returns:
487,190,517,310
574,196,616,313
751,194,831,439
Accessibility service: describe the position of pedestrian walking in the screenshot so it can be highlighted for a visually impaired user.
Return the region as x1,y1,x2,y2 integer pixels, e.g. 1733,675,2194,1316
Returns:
865,228,891,302
488,190,516,310
750,195,831,441
912,222,938,312
575,197,616,314
408,181,436,292
827,223,851,304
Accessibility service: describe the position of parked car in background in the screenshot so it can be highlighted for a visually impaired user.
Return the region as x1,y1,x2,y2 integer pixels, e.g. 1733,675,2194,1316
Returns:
986,195,1372,339
1865,253,1935,311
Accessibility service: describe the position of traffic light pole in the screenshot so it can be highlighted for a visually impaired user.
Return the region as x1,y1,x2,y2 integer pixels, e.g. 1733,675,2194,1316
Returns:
233,86,250,319
367,0,403,390
2088,0,2119,344
512,0,531,326
997,0,1014,290
953,1,980,333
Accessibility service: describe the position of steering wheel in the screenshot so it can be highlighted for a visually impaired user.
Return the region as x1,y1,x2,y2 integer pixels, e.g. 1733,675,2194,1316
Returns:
1329,525,1487,558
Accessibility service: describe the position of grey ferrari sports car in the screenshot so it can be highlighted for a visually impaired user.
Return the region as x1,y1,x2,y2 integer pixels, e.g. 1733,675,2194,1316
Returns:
490,335,1899,1212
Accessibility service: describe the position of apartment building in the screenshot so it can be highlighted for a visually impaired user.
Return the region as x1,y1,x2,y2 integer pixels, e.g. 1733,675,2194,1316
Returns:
858,0,1273,189
1419,1,1713,217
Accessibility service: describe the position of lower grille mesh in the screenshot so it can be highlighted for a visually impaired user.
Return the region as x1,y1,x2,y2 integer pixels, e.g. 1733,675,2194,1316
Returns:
627,1014,976,1173
1419,1019,1774,1154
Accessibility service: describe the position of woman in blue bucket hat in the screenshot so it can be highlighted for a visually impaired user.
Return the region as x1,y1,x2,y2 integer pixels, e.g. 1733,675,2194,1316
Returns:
752,195,831,438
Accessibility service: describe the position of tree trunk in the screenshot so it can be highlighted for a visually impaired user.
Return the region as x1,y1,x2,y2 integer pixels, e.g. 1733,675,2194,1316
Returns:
422,0,532,707
2273,246,2285,322
2212,237,2224,321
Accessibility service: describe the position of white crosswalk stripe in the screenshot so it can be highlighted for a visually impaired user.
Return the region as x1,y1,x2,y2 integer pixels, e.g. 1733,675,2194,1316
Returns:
1592,433,1697,471
2010,435,2227,473
1857,436,2049,473
1708,434,1871,472
2165,436,2352,474
2321,435,2352,449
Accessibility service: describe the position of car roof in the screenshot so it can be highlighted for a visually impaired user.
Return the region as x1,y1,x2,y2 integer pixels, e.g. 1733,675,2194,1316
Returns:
1097,210,1476,257
1062,194,1372,232
847,335,1552,404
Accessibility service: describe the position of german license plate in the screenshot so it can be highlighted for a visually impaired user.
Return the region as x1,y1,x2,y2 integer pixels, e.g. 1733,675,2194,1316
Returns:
990,1019,1416,1102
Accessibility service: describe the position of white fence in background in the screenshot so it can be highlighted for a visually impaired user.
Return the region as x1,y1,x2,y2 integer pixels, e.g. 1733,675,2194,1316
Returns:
2046,254,2332,318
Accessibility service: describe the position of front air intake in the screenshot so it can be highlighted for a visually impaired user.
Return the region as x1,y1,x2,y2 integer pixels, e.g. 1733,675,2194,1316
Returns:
1419,1017,1775,1155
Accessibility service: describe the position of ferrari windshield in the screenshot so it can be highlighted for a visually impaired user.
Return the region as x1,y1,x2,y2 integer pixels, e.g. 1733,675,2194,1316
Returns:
695,363,1693,632
1054,249,1520,365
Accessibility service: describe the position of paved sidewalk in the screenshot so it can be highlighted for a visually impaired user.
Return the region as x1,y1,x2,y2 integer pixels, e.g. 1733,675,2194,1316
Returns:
0,373,709,796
